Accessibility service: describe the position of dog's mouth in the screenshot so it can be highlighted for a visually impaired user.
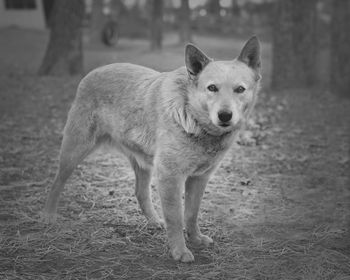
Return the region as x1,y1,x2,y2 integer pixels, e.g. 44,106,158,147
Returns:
219,122,231,128
217,120,243,132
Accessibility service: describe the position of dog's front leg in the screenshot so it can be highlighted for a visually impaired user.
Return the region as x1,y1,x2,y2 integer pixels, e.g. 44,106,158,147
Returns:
157,173,194,262
184,174,213,247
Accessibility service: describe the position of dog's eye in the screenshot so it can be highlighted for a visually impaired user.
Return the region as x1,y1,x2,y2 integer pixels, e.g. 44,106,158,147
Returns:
234,86,246,94
207,84,218,92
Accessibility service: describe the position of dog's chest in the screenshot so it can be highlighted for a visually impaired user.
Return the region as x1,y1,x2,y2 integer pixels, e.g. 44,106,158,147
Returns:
192,159,217,175
187,134,232,175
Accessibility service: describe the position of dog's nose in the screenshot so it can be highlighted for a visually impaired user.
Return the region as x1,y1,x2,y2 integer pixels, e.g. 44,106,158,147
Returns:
218,110,232,123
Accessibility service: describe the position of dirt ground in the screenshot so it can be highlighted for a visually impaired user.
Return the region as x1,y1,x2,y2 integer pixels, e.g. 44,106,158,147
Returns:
0,28,349,280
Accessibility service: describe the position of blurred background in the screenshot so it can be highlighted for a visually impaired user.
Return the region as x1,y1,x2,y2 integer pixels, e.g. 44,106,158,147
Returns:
0,1,349,279
0,0,348,94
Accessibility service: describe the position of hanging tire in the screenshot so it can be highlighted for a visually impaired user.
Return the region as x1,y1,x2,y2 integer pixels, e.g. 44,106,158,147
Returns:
102,21,119,47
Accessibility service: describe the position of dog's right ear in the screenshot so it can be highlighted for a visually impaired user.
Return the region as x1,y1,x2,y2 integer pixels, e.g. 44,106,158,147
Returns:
185,44,212,78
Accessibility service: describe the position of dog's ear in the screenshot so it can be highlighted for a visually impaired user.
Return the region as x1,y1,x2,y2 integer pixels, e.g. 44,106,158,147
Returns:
238,36,261,70
185,44,212,77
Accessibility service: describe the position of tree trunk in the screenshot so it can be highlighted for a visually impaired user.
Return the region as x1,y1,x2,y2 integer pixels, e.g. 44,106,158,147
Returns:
41,0,55,28
149,0,163,51
330,0,350,98
207,0,221,26
231,0,240,17
178,0,192,43
207,0,220,16
90,0,105,45
38,0,84,76
271,0,317,90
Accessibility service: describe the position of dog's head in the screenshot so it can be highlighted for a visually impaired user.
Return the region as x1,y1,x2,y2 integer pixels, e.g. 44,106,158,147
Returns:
185,36,261,136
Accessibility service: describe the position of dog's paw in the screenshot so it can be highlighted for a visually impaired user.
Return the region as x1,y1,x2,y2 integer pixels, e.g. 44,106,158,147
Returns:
188,233,213,247
147,217,164,229
171,245,194,262
40,211,57,224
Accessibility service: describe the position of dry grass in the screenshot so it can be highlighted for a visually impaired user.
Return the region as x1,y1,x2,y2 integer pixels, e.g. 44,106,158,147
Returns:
1,200,349,279
0,28,349,279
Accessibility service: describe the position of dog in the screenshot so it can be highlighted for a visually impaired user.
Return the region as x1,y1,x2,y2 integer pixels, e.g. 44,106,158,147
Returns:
43,36,261,262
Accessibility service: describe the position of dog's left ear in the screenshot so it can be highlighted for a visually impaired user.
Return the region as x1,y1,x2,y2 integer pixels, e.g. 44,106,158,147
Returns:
185,44,212,78
238,36,261,70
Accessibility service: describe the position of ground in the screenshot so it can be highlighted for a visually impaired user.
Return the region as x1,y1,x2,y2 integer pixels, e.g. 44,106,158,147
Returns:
0,28,349,280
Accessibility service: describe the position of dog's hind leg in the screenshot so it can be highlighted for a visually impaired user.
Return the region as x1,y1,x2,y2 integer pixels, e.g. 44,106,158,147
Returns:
43,120,95,223
129,158,162,226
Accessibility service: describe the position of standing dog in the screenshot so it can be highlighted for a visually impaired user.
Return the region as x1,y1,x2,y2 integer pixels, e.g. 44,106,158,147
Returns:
43,36,261,262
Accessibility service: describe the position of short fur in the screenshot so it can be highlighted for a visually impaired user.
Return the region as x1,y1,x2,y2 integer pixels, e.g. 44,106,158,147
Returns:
43,36,262,262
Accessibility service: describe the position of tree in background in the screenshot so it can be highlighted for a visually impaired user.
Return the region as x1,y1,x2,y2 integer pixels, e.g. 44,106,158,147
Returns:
206,0,221,26
271,0,317,90
38,0,84,76
90,0,104,45
149,0,163,51
41,0,55,28
231,0,240,17
330,0,350,98
178,0,192,43
207,0,221,16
